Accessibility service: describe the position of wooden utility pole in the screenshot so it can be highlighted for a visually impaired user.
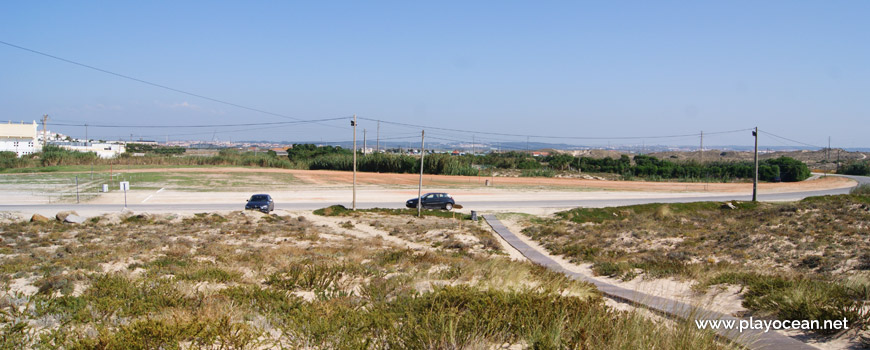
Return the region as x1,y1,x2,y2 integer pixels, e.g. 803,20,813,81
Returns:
41,114,49,147
825,136,831,177
471,134,475,169
700,130,703,164
752,127,758,202
827,136,831,164
417,130,425,217
352,115,357,210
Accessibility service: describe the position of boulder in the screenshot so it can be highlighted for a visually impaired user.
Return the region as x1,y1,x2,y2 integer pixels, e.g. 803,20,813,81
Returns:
30,214,51,223
55,211,80,222
63,214,86,224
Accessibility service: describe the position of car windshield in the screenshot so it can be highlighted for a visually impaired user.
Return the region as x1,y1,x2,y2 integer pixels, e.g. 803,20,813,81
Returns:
250,195,268,201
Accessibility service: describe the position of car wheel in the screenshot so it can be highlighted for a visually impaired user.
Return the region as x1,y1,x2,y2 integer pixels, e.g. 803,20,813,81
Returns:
444,203,453,211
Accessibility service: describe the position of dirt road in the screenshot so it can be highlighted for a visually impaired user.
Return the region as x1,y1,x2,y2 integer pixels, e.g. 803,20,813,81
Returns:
106,167,855,193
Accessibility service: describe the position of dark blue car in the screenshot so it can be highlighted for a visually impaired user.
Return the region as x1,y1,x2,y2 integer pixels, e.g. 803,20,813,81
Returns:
406,192,455,210
245,194,274,213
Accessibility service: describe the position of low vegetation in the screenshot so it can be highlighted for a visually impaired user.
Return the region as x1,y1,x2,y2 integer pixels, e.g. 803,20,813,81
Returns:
521,194,870,336
125,143,185,155
0,210,728,349
839,160,870,176
3,143,811,183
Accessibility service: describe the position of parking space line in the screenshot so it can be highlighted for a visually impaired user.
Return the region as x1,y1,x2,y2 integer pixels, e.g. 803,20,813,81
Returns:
142,187,164,203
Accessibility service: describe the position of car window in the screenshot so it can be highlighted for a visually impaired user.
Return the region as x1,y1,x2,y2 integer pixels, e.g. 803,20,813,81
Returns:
251,195,267,201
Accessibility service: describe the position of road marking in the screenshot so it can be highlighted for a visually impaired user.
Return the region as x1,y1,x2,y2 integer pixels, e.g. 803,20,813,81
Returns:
142,187,165,203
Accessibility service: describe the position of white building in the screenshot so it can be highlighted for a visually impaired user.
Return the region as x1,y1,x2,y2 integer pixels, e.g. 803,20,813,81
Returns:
54,141,126,159
0,121,41,157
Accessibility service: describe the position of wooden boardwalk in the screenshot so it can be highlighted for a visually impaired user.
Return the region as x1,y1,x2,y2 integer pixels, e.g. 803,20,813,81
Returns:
483,214,819,350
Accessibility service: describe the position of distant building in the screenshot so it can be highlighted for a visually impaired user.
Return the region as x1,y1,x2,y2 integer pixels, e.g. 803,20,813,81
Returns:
53,141,126,159
127,140,159,146
0,121,41,157
270,147,289,156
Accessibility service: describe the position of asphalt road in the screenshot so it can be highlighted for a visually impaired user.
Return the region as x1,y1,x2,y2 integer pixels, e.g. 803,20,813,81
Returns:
2,175,867,215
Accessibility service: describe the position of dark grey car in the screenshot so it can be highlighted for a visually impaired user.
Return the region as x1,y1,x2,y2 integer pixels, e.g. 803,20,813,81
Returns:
245,194,274,213
405,192,455,210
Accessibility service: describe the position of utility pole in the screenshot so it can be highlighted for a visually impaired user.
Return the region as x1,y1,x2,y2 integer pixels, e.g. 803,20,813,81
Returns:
700,130,703,164
41,114,49,147
352,115,357,210
836,149,840,173
363,129,367,156
376,120,380,154
85,124,88,144
752,127,758,202
825,136,831,177
526,136,530,155
417,130,425,218
472,134,475,169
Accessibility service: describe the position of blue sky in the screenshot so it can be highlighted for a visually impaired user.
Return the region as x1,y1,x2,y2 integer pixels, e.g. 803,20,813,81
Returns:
1,1,868,148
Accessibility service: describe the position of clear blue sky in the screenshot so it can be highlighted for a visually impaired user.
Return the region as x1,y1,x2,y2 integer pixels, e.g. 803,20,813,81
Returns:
1,1,868,148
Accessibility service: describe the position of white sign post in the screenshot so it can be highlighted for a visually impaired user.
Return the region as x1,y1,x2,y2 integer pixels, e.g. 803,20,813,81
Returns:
120,181,130,208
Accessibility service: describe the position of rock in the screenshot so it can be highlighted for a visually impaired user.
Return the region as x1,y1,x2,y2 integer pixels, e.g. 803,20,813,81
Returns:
63,214,86,224
31,214,51,223
55,211,80,222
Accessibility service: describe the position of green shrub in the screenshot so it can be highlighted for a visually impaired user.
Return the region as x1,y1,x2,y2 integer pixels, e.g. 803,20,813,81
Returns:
176,267,240,283
850,184,870,196
592,261,630,278
839,161,870,176
701,272,867,334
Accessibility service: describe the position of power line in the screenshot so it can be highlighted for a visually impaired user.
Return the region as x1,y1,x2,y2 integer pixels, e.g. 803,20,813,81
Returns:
759,131,821,149
359,116,751,140
0,40,334,125
49,116,347,129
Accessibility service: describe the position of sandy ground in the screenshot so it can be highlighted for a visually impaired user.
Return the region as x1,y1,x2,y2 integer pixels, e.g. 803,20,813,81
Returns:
495,217,862,350
0,168,855,221
102,167,856,193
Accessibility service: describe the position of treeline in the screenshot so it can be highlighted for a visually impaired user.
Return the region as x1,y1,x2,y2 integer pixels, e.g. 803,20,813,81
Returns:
1,143,811,182
1,145,99,168
0,147,295,170
838,160,870,176
287,144,475,175
284,145,810,182
126,143,185,155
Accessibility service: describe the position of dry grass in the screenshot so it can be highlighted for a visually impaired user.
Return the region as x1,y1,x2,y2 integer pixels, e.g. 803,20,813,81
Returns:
520,195,870,338
0,209,730,349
